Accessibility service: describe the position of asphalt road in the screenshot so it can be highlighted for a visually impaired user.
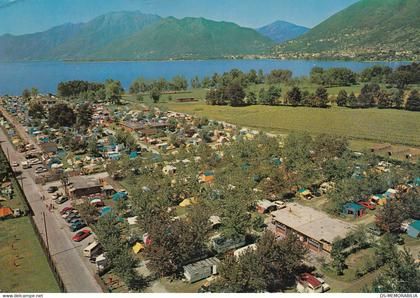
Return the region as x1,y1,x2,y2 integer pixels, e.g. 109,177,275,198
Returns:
0,128,103,293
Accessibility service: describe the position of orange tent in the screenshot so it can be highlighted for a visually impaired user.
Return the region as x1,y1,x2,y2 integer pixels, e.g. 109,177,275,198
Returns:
0,207,13,218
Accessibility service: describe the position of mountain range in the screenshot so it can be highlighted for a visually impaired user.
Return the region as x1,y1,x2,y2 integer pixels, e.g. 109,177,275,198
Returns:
257,21,309,43
274,0,420,60
0,11,281,61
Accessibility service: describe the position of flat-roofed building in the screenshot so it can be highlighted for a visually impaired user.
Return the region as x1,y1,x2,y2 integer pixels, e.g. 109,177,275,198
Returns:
269,203,355,254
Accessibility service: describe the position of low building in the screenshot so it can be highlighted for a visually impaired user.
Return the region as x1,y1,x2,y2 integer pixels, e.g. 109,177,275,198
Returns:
342,202,366,218
270,203,355,254
69,176,102,198
183,257,220,283
296,273,323,293
256,199,277,214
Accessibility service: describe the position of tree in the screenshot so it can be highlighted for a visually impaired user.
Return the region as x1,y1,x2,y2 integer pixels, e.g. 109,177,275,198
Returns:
406,90,420,111
331,240,347,275
213,252,267,293
358,83,380,107
31,87,39,97
377,90,393,109
371,248,420,293
76,102,93,129
246,91,257,105
213,231,306,293
285,87,302,106
144,211,207,276
28,101,45,119
171,76,188,91
150,88,161,103
22,89,31,100
48,103,76,128
105,80,124,104
347,92,358,108
313,87,329,108
258,86,281,105
191,76,201,89
336,90,348,107
310,67,325,85
256,231,307,291
224,82,246,107
266,69,292,84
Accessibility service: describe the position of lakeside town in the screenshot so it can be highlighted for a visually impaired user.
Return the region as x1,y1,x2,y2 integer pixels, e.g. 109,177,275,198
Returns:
0,76,419,293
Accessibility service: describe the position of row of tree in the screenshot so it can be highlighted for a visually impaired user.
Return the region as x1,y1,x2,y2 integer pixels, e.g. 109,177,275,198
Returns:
205,84,330,108
336,84,420,111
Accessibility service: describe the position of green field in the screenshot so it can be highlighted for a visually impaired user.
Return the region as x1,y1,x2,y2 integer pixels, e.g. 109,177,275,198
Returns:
157,102,420,147
0,217,60,293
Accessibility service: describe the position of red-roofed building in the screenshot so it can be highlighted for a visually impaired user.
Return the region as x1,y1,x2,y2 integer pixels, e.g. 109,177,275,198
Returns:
297,273,323,293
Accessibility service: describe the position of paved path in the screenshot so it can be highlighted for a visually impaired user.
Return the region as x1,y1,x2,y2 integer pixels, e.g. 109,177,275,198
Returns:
0,127,103,293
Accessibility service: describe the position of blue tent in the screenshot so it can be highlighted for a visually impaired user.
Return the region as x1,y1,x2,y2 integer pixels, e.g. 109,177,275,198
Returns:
100,206,112,217
129,151,138,159
407,220,420,238
112,192,127,202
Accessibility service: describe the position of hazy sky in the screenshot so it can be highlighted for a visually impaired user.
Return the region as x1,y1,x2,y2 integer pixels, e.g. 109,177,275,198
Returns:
0,0,360,35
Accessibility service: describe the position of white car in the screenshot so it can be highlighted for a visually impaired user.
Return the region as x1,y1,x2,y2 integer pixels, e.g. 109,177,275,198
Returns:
12,161,19,167
52,193,62,200
30,158,42,165
317,278,331,292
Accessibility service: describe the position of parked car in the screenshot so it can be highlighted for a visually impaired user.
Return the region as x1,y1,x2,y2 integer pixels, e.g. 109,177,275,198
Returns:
56,196,69,204
52,193,62,200
90,200,105,208
72,229,91,242
47,186,58,193
62,210,78,219
68,217,83,225
66,213,81,223
70,221,87,232
357,200,376,210
29,158,42,165
60,207,74,215
368,226,384,236
35,166,48,174
12,161,19,167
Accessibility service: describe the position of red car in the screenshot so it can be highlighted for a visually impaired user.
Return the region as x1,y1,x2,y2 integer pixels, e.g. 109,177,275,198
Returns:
72,229,91,242
60,207,75,215
357,201,376,210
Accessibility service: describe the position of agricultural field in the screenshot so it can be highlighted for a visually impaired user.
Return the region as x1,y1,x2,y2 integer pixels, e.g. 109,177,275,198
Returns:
0,217,60,292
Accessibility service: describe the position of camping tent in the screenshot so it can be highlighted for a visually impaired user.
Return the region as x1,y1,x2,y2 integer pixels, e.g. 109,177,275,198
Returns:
132,243,144,254
112,192,127,202
0,207,13,219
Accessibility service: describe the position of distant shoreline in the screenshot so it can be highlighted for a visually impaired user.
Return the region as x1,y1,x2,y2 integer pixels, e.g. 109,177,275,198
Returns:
0,57,418,64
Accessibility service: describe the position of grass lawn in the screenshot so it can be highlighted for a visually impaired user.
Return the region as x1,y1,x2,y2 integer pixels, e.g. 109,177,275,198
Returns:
157,102,420,148
158,277,206,293
0,217,60,293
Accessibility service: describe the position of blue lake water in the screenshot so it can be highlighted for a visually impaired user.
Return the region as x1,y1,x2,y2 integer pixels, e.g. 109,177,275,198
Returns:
0,59,409,95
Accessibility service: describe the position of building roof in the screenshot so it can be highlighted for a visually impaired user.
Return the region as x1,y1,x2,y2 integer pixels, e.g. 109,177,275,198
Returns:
183,257,220,274
271,203,355,244
257,199,276,209
69,176,101,191
343,202,365,211
299,273,321,288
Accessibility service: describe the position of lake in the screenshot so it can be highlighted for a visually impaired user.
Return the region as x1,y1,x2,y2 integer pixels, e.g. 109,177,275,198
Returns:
0,59,409,95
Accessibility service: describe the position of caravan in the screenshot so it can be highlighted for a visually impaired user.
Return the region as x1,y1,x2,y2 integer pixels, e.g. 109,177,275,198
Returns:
83,241,102,258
